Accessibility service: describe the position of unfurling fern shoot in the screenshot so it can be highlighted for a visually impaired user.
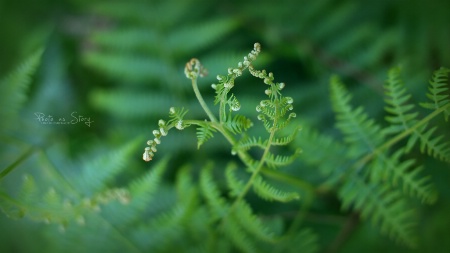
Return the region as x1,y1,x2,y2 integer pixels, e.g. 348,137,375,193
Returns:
142,43,315,253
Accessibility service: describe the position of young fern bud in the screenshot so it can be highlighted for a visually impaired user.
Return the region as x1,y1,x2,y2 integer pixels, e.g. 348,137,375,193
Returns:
184,58,207,79
143,147,152,162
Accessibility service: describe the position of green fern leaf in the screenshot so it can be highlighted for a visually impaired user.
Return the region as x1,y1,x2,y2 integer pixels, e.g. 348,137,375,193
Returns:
233,136,267,152
175,165,195,200
420,67,450,120
196,122,217,149
294,125,349,185
200,163,228,221
77,139,140,195
370,149,437,204
0,49,42,131
280,229,319,253
232,200,275,242
128,157,168,214
271,127,301,146
339,176,417,247
418,126,450,162
225,163,245,197
383,68,450,162
265,149,301,169
330,76,384,157
224,114,253,134
252,175,300,202
383,67,419,136
0,191,25,219
223,216,256,253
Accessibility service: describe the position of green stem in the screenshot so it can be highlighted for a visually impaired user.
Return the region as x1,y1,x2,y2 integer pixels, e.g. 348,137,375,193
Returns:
318,104,450,193
356,104,449,169
0,146,35,181
232,128,276,206
191,74,316,245
191,78,218,123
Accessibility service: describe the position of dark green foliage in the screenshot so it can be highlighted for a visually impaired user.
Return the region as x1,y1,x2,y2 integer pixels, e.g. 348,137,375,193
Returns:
2,0,450,252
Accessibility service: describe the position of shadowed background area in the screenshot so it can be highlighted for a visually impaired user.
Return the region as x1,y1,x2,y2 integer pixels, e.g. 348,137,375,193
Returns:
1,0,450,252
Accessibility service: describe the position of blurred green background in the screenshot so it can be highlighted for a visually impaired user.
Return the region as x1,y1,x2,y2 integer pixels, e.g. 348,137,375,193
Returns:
1,0,450,252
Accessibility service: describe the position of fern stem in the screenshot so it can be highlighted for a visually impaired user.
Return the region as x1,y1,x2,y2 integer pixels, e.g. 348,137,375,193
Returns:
357,103,450,168
191,78,218,123
227,126,277,216
0,146,35,180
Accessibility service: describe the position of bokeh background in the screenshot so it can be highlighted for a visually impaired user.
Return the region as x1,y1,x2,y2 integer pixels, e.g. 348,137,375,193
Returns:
1,0,450,252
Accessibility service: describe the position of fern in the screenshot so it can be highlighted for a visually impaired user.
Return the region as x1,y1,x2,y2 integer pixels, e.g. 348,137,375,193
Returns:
222,215,257,253
2,1,449,252
0,49,42,134
233,136,267,152
421,67,450,120
224,114,253,134
142,43,317,253
339,176,417,247
196,122,217,149
329,66,449,247
384,67,450,161
252,175,300,203
200,163,228,221
330,76,385,158
75,139,140,195
225,162,245,197
232,200,275,242
264,149,302,169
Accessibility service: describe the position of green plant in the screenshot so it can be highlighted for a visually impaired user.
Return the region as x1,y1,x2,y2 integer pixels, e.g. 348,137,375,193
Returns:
1,38,449,252
143,43,316,252
142,43,450,252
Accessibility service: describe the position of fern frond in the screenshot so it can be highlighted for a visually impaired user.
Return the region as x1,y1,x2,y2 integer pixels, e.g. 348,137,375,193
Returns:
370,149,437,204
225,163,245,197
223,216,256,253
2,174,129,227
200,163,228,221
196,122,217,149
294,125,349,184
330,76,384,157
0,191,25,219
127,157,168,215
0,49,42,131
224,114,253,134
420,67,450,120
76,139,140,195
271,127,301,146
252,175,300,202
233,136,267,152
418,126,450,162
280,229,319,253
383,67,419,136
265,149,301,169
175,165,195,200
232,200,275,242
133,201,191,251
339,176,417,247
383,67,450,161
